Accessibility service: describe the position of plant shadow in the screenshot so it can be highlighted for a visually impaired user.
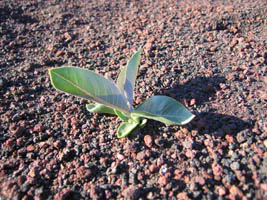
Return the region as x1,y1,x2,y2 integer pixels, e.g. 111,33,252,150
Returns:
0,5,39,24
150,75,253,137
190,111,253,137
158,75,225,106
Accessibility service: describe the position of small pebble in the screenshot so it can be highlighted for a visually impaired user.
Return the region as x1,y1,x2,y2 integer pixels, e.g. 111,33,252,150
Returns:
144,135,153,148
9,124,25,137
212,163,223,177
182,138,193,149
149,164,157,173
136,151,146,161
116,153,125,161
158,176,168,186
121,185,140,200
230,161,240,171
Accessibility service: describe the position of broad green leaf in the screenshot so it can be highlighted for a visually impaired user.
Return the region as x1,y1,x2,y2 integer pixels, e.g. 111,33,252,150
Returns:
117,121,139,138
49,66,130,114
114,109,129,122
86,104,115,115
132,95,195,125
116,47,142,110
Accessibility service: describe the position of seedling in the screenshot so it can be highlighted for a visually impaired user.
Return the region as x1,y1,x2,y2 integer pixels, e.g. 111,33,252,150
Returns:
49,47,195,138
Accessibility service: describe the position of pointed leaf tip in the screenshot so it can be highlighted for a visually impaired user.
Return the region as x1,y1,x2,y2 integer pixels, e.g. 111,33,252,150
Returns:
116,48,142,110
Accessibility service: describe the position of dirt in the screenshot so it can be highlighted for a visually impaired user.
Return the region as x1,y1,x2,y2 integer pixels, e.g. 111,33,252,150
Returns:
0,0,266,199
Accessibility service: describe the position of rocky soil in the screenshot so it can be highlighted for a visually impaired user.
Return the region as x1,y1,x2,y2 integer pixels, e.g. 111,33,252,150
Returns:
0,0,266,199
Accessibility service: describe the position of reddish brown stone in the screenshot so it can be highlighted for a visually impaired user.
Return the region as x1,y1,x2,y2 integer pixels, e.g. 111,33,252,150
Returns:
77,166,92,180
149,164,157,173
121,185,140,200
158,176,168,186
26,144,35,152
229,185,244,199
225,134,235,143
28,167,39,178
33,124,43,132
260,184,267,191
195,176,205,185
116,153,125,161
136,151,146,161
9,124,24,137
190,98,196,106
185,149,196,159
144,135,153,148
176,192,190,200
5,138,15,150
217,186,226,196
212,163,223,177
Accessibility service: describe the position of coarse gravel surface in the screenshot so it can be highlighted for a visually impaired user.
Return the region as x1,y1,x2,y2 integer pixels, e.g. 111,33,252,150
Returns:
0,0,266,199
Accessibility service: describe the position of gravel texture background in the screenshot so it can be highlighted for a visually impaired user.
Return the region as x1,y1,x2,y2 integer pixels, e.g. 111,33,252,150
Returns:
0,0,266,199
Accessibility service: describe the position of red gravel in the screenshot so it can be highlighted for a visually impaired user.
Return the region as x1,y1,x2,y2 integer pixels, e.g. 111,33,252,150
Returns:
0,0,266,199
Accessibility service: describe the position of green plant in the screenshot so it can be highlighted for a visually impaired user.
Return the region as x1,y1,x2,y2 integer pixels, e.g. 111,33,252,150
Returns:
49,47,195,138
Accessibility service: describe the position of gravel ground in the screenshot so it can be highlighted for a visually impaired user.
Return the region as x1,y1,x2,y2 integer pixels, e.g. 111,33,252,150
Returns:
0,0,266,199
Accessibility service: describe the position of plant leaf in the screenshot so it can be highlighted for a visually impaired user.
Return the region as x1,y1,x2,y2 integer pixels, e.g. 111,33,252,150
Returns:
114,109,129,122
132,95,195,125
116,47,142,110
117,121,139,138
49,66,130,114
86,104,116,115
